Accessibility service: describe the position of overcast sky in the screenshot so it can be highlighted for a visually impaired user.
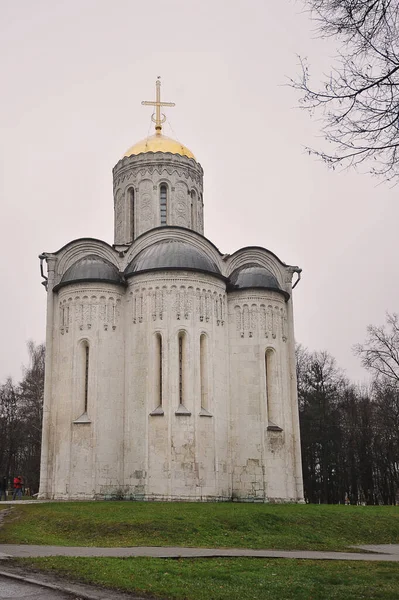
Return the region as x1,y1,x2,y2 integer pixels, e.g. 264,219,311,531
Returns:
1,0,397,384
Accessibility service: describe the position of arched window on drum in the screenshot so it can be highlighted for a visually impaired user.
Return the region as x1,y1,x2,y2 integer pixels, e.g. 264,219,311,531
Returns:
160,184,168,225
128,187,135,241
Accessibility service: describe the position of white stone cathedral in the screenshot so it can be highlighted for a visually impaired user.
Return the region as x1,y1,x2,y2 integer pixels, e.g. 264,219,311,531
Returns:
38,81,304,502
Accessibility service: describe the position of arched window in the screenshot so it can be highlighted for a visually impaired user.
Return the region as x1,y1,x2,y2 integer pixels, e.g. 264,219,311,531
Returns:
74,340,91,423
179,333,184,407
150,333,164,416
265,349,281,430
175,331,191,415
128,188,135,241
84,343,89,413
155,333,163,408
200,334,209,412
160,184,167,225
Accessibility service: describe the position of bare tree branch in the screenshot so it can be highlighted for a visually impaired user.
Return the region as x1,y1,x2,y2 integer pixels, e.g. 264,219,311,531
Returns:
291,0,399,181
354,312,399,382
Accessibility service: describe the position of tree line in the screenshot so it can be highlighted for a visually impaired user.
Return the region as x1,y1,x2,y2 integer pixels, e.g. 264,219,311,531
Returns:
298,313,399,504
0,342,45,495
1,314,399,503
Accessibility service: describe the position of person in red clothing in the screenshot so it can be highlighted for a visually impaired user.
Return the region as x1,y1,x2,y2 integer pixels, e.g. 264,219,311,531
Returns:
12,475,23,500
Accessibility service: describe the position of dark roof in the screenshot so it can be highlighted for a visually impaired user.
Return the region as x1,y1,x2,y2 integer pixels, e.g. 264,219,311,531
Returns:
54,255,124,291
228,264,289,299
125,240,222,278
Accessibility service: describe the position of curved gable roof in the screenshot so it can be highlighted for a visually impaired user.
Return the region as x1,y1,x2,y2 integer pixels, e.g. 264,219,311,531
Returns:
125,239,222,278
54,255,124,291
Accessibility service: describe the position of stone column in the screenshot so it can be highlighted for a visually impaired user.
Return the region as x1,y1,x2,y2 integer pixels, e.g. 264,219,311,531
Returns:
38,255,56,499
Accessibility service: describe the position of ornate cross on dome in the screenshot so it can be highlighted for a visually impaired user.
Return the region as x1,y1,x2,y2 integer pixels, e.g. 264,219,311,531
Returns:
142,77,175,135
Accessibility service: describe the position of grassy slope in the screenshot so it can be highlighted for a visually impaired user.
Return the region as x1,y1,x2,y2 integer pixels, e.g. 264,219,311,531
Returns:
15,556,399,600
1,502,399,550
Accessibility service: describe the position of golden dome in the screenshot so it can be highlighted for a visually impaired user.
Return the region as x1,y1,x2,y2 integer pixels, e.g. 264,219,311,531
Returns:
124,133,195,160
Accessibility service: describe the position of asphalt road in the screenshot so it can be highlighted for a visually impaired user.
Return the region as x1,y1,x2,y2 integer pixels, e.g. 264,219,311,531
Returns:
0,575,80,599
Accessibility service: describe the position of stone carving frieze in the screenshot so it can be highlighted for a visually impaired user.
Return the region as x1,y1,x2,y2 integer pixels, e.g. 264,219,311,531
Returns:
233,299,287,341
113,153,204,190
114,167,203,189
128,278,225,326
59,291,122,334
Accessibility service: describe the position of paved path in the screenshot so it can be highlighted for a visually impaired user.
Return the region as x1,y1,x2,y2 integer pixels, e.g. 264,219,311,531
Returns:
0,568,147,600
354,544,399,554
0,501,49,505
0,574,78,599
1,543,399,561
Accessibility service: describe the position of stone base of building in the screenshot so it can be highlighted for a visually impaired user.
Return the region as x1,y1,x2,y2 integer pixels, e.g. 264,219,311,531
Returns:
38,492,304,503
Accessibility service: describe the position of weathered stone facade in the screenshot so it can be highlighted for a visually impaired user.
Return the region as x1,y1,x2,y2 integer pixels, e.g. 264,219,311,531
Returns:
39,135,304,502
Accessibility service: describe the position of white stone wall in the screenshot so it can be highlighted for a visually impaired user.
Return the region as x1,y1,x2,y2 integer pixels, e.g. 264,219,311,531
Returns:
47,283,125,500
227,290,300,502
124,271,230,500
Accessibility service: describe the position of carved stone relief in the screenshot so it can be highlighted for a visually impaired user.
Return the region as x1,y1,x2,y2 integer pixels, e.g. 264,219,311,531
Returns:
281,307,288,342
114,189,124,243
199,290,205,322
129,279,225,326
150,287,164,321
59,298,72,334
243,305,250,333
174,182,188,227
139,180,153,232
131,290,144,324
232,299,287,341
235,305,243,337
250,304,258,337
60,291,122,332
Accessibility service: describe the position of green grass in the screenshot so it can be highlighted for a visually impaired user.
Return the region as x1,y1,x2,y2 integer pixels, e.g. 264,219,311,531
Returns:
1,502,399,551
15,556,399,600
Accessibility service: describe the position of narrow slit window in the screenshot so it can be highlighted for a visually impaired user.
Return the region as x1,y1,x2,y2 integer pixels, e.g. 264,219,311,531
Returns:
84,345,89,413
179,334,183,406
200,334,209,411
74,341,91,423
265,349,281,430
156,334,163,407
176,332,190,415
129,188,135,240
160,184,167,225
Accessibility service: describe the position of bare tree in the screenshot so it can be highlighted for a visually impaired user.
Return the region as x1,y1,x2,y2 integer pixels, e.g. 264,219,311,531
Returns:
0,341,45,495
291,0,399,181
0,378,21,480
354,312,399,383
18,341,45,494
